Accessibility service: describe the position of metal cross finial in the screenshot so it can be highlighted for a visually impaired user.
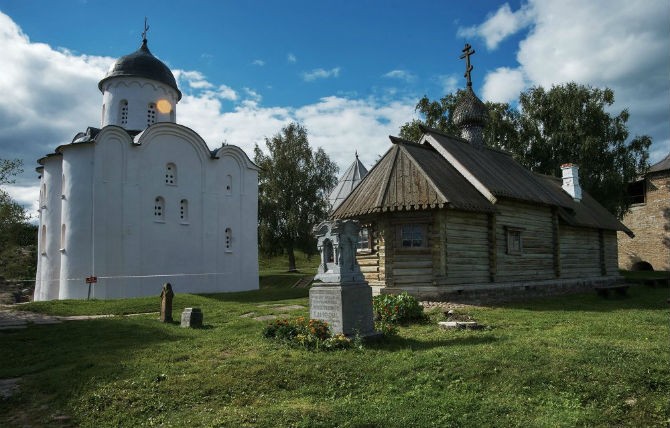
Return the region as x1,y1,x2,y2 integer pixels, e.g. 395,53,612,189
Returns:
141,17,150,42
460,43,475,87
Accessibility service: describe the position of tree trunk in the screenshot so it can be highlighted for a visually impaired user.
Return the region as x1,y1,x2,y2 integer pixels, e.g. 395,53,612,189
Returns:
287,248,297,272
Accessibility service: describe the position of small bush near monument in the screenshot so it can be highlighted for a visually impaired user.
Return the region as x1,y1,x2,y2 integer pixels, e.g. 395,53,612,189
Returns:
263,317,357,351
373,292,425,324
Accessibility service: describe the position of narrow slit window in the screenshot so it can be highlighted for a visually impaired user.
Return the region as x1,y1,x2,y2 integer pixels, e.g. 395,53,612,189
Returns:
180,199,189,223
41,183,47,208
225,227,232,251
154,196,165,221
226,174,233,194
60,224,66,250
120,100,128,125
40,184,47,209
61,174,65,199
165,163,177,185
41,225,47,254
147,102,157,126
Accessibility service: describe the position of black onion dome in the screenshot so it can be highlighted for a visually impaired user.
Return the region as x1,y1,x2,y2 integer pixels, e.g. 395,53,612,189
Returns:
452,87,488,128
98,40,182,100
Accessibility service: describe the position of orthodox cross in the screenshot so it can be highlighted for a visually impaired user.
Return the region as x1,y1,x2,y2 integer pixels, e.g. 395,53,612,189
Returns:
460,43,475,87
141,17,150,42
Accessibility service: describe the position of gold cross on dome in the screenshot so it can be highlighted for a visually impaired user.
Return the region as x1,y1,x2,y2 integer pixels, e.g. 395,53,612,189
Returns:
460,43,475,87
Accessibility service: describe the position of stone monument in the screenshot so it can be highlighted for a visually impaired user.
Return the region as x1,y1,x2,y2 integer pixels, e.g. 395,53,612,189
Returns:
180,308,203,328
160,283,174,323
309,220,376,337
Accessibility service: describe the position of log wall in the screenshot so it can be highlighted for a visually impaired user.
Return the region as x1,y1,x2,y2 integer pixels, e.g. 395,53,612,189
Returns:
560,225,602,278
354,202,619,290
439,210,490,285
495,201,555,282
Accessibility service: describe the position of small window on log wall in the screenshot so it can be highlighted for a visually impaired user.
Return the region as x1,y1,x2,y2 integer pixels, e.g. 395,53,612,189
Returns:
399,224,425,248
505,227,524,255
357,227,371,252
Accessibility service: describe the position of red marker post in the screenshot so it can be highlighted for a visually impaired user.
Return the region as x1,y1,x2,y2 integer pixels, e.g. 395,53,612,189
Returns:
86,276,97,299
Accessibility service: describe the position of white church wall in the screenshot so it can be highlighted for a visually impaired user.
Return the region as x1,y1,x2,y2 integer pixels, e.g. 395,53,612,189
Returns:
90,133,126,299
35,156,62,301
214,147,260,292
137,130,207,296
59,144,95,299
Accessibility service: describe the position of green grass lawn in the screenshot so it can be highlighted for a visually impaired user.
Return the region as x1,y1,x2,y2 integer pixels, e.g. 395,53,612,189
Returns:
1,281,669,427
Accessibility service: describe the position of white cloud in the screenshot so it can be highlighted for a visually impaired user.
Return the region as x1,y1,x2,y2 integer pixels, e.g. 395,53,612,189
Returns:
458,3,533,50
482,67,526,103
476,0,670,163
302,67,341,82
436,74,459,95
243,87,262,102
217,84,238,101
0,11,112,177
252,59,265,66
287,53,297,63
176,70,214,89
382,70,416,82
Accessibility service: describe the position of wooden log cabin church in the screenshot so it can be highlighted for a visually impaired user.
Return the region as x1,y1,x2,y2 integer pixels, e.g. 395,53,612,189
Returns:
330,46,632,301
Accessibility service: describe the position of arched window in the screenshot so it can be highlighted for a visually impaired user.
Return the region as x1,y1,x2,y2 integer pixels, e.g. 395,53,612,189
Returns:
147,102,157,126
179,199,188,223
41,225,47,255
226,174,233,195
165,163,177,185
154,196,165,221
60,224,66,251
40,183,47,208
225,227,232,251
119,100,128,126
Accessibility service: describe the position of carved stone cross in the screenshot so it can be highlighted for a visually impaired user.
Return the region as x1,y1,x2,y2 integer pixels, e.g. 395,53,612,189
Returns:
460,43,476,87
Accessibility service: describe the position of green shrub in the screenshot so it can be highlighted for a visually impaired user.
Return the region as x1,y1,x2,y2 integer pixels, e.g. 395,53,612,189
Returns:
373,292,424,324
263,317,352,350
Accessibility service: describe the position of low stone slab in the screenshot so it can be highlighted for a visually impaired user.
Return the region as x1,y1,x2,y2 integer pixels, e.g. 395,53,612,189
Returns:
439,321,479,330
239,312,257,318
274,305,305,312
253,315,278,322
180,308,203,328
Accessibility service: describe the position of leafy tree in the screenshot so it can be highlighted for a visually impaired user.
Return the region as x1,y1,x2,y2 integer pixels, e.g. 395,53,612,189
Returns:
399,83,650,217
254,123,338,272
0,159,28,245
0,159,37,280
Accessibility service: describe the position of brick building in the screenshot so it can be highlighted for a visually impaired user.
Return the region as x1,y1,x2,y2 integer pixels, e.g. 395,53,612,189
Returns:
618,154,670,271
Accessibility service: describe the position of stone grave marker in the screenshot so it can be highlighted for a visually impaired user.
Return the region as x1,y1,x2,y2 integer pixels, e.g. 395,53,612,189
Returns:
309,220,376,337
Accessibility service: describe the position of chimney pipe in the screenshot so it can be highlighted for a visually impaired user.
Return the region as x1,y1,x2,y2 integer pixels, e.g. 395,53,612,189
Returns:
561,163,582,202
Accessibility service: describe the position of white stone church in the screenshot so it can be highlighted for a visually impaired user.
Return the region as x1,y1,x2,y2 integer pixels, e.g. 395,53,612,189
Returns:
34,36,259,300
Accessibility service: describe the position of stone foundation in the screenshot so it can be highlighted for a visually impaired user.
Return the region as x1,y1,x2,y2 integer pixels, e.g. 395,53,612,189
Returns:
382,275,625,304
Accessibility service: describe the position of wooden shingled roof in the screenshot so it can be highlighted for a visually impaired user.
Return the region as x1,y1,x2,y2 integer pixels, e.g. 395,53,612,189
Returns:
332,127,631,235
331,137,494,218
422,128,570,208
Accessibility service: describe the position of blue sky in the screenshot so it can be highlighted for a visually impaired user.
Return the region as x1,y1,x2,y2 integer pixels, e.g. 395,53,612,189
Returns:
1,0,668,214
